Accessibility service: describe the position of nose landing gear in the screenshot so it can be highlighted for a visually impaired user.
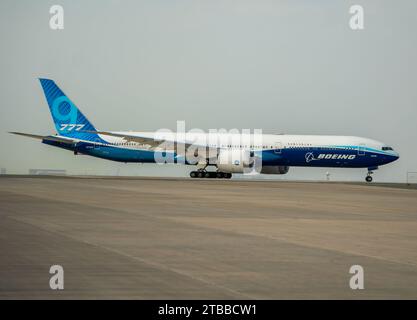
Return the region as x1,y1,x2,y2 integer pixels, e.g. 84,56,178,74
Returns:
365,167,377,183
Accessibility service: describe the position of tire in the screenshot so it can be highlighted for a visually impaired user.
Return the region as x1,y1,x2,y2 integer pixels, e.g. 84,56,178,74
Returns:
204,172,211,178
365,175,372,183
225,173,232,179
190,171,196,178
197,171,204,178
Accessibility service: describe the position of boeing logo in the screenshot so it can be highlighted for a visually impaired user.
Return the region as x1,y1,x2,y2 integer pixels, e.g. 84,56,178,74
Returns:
305,152,356,163
305,152,318,163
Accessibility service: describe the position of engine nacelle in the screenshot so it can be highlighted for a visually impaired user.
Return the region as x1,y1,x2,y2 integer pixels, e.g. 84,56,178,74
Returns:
260,166,290,175
216,149,253,173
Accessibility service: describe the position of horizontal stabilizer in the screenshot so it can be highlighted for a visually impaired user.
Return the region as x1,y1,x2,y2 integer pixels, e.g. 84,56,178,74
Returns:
9,132,76,145
9,132,45,140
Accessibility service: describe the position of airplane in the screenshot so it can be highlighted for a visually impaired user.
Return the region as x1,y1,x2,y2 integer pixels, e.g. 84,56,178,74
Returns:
10,79,399,182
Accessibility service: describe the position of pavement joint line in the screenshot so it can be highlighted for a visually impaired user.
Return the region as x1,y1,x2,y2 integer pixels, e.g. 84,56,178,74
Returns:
4,187,417,270
6,215,255,299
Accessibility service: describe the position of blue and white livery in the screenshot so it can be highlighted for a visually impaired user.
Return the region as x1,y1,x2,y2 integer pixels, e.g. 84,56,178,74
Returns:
10,79,399,182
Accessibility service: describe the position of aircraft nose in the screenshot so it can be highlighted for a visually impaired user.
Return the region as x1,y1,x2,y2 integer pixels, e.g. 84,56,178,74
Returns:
388,151,400,162
382,151,399,164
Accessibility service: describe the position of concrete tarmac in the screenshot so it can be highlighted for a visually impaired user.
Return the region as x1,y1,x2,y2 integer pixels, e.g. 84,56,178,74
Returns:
0,176,417,299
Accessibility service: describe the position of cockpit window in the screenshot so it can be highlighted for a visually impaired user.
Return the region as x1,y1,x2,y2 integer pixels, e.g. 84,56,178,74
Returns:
382,146,393,151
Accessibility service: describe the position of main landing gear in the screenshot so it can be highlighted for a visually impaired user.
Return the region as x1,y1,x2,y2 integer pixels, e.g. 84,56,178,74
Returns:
189,170,232,179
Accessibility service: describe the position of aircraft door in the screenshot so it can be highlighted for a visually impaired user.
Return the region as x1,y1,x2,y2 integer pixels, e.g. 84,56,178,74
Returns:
274,142,282,154
94,138,101,150
358,143,365,156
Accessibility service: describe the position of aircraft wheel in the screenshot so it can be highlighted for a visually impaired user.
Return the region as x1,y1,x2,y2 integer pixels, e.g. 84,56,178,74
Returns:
204,172,211,178
197,171,204,178
190,171,197,178
226,173,232,179
216,172,223,178
365,175,373,183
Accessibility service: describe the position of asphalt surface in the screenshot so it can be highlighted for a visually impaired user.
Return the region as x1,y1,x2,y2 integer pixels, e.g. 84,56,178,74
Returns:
0,176,417,299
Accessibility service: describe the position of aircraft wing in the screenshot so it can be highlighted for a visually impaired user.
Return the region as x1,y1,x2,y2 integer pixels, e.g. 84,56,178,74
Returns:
88,131,165,148
88,130,219,159
9,132,77,145
88,130,215,149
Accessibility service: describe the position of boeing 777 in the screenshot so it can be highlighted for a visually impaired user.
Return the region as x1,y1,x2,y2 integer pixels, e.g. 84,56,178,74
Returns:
10,79,399,182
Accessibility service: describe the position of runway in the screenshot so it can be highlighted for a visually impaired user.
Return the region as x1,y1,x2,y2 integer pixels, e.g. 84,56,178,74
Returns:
1,176,417,299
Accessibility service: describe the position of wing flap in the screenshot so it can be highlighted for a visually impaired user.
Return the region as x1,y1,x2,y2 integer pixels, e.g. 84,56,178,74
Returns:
9,132,76,145
87,131,163,147
85,130,219,159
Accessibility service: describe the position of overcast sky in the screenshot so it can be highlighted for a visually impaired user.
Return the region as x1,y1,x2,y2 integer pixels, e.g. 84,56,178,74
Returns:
1,0,416,182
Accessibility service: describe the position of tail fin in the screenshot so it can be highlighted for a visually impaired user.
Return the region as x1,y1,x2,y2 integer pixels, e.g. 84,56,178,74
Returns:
39,78,105,142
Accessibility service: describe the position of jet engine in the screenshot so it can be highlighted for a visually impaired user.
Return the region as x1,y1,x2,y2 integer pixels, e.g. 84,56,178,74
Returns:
216,149,254,173
260,166,290,174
